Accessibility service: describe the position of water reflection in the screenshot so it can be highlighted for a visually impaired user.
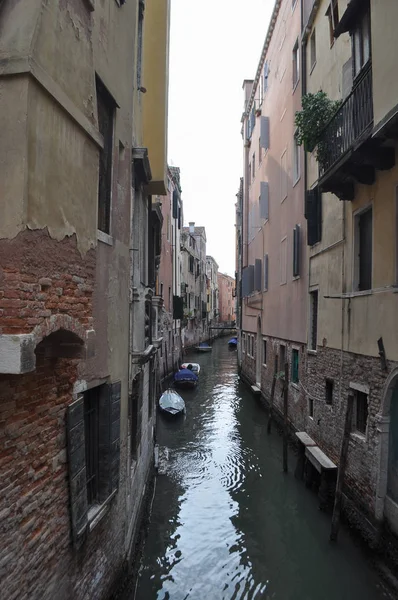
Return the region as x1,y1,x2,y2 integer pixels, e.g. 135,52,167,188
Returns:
124,341,389,600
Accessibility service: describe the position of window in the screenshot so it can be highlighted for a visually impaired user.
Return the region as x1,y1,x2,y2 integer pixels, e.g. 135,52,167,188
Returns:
281,150,288,201
137,0,144,88
353,390,368,435
326,0,339,46
96,77,115,234
280,237,287,285
279,345,286,372
264,254,269,291
309,395,314,418
310,29,316,69
354,206,372,291
160,282,163,298
292,40,299,89
250,335,254,358
306,187,322,246
84,387,100,506
168,286,171,309
263,339,267,365
248,163,251,186
293,132,300,183
252,155,255,178
325,379,334,405
352,7,371,78
293,224,301,278
309,290,318,350
243,333,246,354
291,349,299,383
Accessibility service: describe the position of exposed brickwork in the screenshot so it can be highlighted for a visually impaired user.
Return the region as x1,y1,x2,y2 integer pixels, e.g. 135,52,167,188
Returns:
0,229,95,336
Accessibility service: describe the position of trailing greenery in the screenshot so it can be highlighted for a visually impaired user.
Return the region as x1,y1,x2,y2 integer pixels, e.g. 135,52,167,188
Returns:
295,91,341,165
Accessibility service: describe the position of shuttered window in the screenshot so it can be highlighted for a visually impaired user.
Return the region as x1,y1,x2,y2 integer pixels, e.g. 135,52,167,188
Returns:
305,187,322,246
260,116,270,150
260,182,269,220
242,265,255,297
254,258,262,291
293,224,301,277
67,382,121,546
264,254,269,291
96,77,115,234
172,190,178,218
309,290,318,350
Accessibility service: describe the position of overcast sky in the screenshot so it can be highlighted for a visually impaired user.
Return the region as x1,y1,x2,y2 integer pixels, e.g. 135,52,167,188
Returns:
168,0,274,277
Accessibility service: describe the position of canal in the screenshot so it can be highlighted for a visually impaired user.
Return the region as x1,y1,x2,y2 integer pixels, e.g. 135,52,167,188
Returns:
121,339,390,600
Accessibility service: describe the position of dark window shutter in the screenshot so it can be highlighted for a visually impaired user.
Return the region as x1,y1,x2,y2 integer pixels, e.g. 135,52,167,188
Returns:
66,396,88,545
177,207,181,229
260,182,269,220
173,295,184,319
260,116,270,150
293,224,300,277
248,264,255,294
98,382,121,502
306,188,322,246
264,254,269,291
255,258,262,291
172,190,178,218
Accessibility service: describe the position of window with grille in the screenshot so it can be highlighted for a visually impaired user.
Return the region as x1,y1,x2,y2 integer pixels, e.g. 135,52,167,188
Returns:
291,349,299,383
325,379,334,405
354,390,368,435
309,290,318,350
263,339,267,365
96,77,115,234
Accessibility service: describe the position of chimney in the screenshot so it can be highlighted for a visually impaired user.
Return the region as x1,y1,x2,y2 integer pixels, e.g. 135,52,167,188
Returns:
189,222,195,234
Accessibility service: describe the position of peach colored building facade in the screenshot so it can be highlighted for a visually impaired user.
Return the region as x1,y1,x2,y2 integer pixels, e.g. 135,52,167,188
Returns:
240,0,307,398
218,273,236,323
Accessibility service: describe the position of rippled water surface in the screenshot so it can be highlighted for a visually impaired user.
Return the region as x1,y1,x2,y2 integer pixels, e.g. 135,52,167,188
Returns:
126,340,389,600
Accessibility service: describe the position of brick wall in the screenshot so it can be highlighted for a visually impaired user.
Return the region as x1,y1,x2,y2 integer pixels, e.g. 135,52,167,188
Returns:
0,230,131,599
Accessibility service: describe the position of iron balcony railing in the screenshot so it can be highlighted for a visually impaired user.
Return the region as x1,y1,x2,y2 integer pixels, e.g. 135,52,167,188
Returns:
319,64,373,178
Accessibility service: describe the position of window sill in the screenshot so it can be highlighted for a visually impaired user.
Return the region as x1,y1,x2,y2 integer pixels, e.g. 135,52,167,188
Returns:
310,61,317,75
292,175,301,188
292,275,300,281
307,349,317,355
281,195,287,204
351,289,372,297
291,382,300,390
350,431,367,444
84,0,95,11
292,79,300,94
87,490,117,532
97,230,114,246
262,363,267,368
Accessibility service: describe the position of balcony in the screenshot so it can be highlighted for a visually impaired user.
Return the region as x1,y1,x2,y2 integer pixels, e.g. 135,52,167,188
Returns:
318,65,395,200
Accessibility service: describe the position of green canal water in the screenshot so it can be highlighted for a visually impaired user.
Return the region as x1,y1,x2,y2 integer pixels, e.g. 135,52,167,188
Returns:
121,339,391,600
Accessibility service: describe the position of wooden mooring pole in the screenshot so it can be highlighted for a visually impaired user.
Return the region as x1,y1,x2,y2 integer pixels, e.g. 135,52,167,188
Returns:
283,361,289,473
330,395,354,541
267,355,278,434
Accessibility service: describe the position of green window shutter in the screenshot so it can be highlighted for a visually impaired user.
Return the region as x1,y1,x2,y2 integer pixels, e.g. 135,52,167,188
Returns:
66,395,88,545
98,382,121,502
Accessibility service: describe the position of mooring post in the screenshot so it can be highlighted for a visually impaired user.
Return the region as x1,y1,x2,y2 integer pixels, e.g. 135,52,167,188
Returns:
283,361,289,473
330,394,353,541
267,354,278,434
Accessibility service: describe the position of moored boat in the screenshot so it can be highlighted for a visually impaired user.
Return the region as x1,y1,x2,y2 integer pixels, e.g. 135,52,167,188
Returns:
174,368,198,389
159,389,186,416
228,337,238,349
181,362,201,374
195,342,212,352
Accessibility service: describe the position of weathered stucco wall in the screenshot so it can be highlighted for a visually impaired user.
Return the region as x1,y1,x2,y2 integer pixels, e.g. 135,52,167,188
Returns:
371,0,398,128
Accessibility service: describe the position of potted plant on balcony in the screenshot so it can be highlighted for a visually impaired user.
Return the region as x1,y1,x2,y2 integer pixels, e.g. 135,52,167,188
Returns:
295,91,341,163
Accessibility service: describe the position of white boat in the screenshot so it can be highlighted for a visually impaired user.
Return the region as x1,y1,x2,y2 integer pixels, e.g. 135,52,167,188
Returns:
159,389,186,416
181,362,201,374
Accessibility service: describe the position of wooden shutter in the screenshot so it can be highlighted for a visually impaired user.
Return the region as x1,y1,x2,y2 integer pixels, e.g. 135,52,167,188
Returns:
264,254,269,291
247,264,255,294
66,395,88,545
260,116,270,150
255,258,262,291
172,190,178,218
293,224,300,277
98,382,121,502
260,182,269,220
306,188,322,246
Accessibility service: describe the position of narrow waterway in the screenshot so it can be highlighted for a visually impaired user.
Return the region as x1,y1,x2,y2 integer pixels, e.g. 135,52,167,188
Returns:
123,339,390,600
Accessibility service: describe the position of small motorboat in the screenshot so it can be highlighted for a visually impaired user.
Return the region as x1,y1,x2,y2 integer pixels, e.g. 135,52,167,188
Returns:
159,389,186,416
195,342,212,352
181,362,201,374
174,368,198,389
228,337,238,349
